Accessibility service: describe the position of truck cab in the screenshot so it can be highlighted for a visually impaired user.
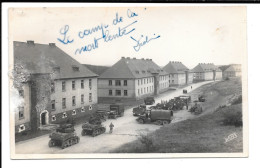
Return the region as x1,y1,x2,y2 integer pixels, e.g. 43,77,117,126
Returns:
144,97,155,105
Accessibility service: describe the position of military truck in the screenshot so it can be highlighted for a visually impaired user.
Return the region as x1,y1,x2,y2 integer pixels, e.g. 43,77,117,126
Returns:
81,122,106,137
144,96,155,105
48,124,80,149
198,95,206,102
189,101,203,115
136,109,174,125
133,104,146,116
108,103,125,119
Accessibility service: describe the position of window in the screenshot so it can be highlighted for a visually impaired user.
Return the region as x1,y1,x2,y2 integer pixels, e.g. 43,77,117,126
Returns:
109,80,112,86
81,80,84,89
62,81,66,92
89,105,92,110
116,90,121,96
89,79,92,89
81,94,84,104
144,87,146,93
124,90,128,96
124,80,127,86
51,82,55,93
62,112,67,118
51,115,56,121
115,80,121,86
19,90,24,97
147,78,148,83
62,98,66,109
89,93,92,102
72,96,76,106
147,87,148,93
51,100,55,111
81,107,85,112
149,78,151,83
109,90,112,96
138,80,140,85
144,79,146,84
141,79,143,85
72,110,76,115
141,88,143,94
18,124,25,132
72,66,79,71
138,89,140,95
18,107,24,119
72,81,75,90
152,78,153,82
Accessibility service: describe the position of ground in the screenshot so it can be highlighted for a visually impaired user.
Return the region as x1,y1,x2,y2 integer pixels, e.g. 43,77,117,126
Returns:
15,81,214,154
113,78,243,153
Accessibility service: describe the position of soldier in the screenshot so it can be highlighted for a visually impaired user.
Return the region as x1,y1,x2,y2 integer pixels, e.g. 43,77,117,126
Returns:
109,122,114,134
186,99,189,110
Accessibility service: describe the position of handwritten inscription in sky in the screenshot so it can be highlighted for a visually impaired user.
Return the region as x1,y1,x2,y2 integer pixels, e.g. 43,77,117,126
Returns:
57,8,161,55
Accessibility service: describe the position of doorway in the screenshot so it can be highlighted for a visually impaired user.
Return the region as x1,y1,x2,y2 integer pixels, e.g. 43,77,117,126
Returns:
40,110,49,126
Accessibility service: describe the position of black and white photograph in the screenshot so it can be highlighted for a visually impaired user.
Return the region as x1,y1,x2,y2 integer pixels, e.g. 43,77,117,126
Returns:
8,5,248,158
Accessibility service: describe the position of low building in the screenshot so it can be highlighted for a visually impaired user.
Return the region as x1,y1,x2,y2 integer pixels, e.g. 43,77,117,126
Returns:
219,64,242,79
192,63,222,81
163,61,193,86
98,57,169,103
13,41,98,133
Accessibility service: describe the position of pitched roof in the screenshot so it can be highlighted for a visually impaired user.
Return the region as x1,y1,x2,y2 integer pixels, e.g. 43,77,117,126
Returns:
218,65,230,71
192,63,221,73
163,61,190,74
84,64,110,75
99,57,168,79
13,41,98,79
224,65,236,72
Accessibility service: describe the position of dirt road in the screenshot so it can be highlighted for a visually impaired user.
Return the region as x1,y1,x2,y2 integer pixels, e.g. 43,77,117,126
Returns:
15,81,213,154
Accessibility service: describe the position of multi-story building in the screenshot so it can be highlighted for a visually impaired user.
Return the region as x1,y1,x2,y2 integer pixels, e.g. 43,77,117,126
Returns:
163,61,193,86
98,57,169,103
192,63,222,81
13,41,98,133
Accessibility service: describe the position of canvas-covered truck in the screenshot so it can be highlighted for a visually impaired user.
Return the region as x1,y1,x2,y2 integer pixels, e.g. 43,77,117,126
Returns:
108,103,125,119
136,109,174,125
48,124,80,149
133,105,146,116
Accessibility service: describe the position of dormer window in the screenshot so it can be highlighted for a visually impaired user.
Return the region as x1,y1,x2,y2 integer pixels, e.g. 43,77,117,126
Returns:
142,70,145,74
72,66,79,71
135,71,139,74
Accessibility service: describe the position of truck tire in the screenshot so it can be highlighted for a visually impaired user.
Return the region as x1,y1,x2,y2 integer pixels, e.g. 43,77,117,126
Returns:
155,120,163,125
48,140,55,147
162,120,169,125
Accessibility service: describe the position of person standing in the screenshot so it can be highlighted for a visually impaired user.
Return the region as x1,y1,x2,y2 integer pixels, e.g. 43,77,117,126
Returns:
109,122,114,134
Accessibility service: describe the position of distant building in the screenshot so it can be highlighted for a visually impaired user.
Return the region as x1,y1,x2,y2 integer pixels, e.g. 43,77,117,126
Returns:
219,64,242,78
13,41,98,133
98,57,169,103
163,61,193,86
192,63,222,81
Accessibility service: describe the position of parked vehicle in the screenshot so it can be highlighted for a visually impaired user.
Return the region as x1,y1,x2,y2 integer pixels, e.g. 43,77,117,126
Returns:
108,103,125,119
198,95,206,102
48,124,80,149
133,105,146,116
178,95,191,103
136,109,174,125
183,89,188,94
144,96,155,105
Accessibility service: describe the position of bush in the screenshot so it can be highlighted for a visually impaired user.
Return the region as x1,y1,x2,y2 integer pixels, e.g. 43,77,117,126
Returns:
138,133,155,152
232,95,242,105
222,110,242,127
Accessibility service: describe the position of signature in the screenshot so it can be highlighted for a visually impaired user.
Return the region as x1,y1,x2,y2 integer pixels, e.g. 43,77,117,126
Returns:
224,132,237,143
130,34,161,52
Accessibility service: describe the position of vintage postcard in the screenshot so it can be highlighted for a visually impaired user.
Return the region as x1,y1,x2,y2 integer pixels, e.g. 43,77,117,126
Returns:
9,5,248,159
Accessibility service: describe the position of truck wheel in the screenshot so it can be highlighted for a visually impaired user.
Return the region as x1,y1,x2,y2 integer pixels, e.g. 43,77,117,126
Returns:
48,140,55,147
155,120,163,125
162,120,169,125
138,119,145,124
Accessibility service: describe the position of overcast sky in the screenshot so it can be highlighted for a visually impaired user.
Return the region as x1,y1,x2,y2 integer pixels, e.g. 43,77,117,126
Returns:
9,6,246,69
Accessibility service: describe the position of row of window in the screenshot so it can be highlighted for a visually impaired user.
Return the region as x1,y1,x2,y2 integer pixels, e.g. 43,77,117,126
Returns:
160,75,168,81
160,82,168,89
51,79,92,93
108,80,127,86
51,93,92,110
109,90,128,96
138,86,154,95
138,77,154,86
51,106,92,121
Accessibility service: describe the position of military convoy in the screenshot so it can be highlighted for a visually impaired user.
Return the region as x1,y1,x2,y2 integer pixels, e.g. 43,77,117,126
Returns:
96,103,125,119
48,124,80,149
136,109,173,125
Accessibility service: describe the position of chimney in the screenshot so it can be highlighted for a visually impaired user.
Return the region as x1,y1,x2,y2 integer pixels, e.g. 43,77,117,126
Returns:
146,58,149,61
141,58,145,60
121,57,125,59
27,40,34,46
49,43,56,47
133,57,136,60
126,57,130,59
150,59,152,61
